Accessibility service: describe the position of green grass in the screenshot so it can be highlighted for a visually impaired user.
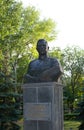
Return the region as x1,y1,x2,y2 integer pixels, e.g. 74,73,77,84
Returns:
64,121,81,130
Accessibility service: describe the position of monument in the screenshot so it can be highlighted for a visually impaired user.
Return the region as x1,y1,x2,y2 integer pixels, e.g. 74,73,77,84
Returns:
23,39,64,130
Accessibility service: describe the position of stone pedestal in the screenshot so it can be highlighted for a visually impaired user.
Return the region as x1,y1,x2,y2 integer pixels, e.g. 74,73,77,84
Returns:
23,82,64,130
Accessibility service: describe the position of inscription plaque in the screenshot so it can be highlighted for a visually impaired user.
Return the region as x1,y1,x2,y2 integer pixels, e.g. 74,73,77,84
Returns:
24,103,51,121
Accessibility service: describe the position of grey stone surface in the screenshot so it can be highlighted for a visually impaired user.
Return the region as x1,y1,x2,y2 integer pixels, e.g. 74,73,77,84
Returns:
38,87,53,102
23,82,64,130
23,87,37,102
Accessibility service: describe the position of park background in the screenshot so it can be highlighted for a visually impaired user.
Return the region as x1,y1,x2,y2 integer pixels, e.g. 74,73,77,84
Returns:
0,0,84,129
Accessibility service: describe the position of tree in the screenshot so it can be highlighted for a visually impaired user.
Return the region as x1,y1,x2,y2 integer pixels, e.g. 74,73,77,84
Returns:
49,46,84,115
0,0,23,129
0,72,22,130
63,46,84,112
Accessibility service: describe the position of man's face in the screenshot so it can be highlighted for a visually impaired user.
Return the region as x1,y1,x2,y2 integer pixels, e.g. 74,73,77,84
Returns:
37,41,49,55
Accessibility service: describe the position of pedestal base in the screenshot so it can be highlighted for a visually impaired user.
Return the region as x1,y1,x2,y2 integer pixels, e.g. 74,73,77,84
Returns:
23,82,64,130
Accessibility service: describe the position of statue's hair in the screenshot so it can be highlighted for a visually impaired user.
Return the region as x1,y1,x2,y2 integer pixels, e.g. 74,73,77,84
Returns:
37,39,47,45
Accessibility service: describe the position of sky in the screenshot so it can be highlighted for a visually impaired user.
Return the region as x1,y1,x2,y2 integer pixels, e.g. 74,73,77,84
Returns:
19,0,84,49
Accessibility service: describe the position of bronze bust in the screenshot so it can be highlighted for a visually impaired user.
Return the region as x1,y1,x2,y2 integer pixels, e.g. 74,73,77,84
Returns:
24,39,63,83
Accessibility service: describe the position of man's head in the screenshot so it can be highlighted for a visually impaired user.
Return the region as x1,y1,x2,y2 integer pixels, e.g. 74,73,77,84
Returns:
36,39,49,55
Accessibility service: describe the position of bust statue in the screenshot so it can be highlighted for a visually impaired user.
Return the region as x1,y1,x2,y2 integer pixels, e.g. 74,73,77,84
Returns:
24,39,63,83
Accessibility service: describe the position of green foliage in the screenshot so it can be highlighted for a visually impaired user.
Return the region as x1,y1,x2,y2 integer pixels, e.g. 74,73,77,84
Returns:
0,0,22,38
49,46,84,114
49,47,62,59
63,46,84,112
0,71,22,130
64,113,79,120
64,121,80,130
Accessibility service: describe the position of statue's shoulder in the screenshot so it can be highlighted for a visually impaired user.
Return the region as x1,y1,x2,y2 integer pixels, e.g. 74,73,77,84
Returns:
48,57,58,63
29,59,39,65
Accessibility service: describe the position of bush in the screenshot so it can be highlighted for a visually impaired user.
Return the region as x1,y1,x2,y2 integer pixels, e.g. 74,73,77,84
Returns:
64,113,79,120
